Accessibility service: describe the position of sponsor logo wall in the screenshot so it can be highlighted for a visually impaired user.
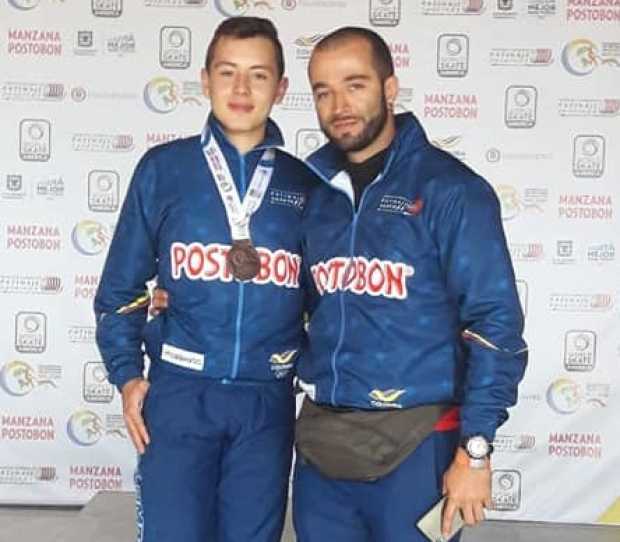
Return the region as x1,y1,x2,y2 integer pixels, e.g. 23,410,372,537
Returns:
1,0,618,524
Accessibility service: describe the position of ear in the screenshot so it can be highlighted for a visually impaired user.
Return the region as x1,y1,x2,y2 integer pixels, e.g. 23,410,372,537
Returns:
274,76,289,105
384,75,399,110
201,68,210,99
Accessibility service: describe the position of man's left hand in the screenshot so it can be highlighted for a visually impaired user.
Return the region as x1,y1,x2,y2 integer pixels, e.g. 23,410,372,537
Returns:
441,447,491,538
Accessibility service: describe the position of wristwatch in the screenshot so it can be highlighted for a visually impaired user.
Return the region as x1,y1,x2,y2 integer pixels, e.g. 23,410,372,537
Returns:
460,435,493,469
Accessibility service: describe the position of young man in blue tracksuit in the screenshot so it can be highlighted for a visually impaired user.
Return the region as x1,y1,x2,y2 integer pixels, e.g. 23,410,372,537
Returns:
94,18,317,542
292,27,528,542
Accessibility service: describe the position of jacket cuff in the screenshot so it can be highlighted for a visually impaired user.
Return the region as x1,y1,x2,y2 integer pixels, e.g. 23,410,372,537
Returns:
109,363,144,393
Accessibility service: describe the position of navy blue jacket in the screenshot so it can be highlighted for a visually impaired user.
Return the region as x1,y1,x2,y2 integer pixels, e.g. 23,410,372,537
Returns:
298,113,528,441
94,115,318,390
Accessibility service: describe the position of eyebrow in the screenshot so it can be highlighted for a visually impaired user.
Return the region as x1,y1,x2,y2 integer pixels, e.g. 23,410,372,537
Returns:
213,61,274,72
312,74,371,92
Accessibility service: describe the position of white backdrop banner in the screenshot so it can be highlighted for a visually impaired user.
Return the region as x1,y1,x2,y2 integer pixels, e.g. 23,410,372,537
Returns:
0,0,618,525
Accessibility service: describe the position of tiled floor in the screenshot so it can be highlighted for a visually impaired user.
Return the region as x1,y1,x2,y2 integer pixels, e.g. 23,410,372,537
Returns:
1,492,619,542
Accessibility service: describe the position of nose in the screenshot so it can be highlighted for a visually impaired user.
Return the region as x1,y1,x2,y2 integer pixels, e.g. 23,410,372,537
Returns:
233,73,250,95
332,90,351,116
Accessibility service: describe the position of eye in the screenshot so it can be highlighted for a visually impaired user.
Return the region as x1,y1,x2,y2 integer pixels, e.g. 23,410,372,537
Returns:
218,70,234,77
314,90,329,101
253,72,269,81
349,83,364,91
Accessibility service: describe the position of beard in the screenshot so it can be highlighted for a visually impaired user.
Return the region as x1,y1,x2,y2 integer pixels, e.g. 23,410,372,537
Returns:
320,95,389,154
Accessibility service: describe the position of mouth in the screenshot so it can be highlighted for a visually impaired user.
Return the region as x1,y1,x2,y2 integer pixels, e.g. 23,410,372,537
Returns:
228,102,254,113
331,117,359,132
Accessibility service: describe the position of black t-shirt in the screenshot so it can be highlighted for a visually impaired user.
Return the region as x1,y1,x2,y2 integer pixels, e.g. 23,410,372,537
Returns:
344,148,389,209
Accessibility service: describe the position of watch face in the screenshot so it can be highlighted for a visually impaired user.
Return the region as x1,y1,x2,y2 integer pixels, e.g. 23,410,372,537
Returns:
467,436,489,459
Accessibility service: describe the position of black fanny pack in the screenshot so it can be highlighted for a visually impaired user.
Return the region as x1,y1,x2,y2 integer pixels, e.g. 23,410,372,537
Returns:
295,397,451,482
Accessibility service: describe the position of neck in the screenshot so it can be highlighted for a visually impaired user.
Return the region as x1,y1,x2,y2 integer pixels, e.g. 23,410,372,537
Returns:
224,126,267,155
346,114,396,164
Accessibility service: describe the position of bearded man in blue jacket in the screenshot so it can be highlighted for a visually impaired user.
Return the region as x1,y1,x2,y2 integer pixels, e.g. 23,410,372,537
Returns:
291,27,528,542
94,17,317,542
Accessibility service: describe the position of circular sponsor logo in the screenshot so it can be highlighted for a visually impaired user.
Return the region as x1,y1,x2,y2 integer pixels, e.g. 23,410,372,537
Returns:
281,0,297,9
486,148,501,163
580,138,599,156
167,29,186,48
0,361,36,396
497,472,515,491
546,378,582,414
446,38,463,56
8,0,40,9
67,409,104,446
562,39,598,77
513,89,531,107
96,172,114,192
215,0,250,17
71,220,111,256
302,133,322,154
573,333,590,351
23,314,41,332
71,87,87,103
143,77,179,114
92,364,108,383
28,123,45,140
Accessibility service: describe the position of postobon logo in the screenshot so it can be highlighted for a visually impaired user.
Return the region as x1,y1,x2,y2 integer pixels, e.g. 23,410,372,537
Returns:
0,361,36,396
437,34,469,77
19,119,51,162
295,129,327,161
15,311,47,354
491,470,521,511
160,27,191,69
67,410,105,446
8,0,40,9
92,0,123,17
269,350,297,379
505,86,537,128
369,0,401,27
564,331,596,372
573,135,605,178
71,220,111,256
369,388,406,408
144,77,180,113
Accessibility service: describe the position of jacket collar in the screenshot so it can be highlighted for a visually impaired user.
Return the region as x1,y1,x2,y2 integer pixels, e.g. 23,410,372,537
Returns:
200,112,284,155
306,112,429,182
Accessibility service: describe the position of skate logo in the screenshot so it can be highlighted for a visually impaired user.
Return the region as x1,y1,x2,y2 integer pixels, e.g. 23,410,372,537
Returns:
171,242,301,288
311,257,414,300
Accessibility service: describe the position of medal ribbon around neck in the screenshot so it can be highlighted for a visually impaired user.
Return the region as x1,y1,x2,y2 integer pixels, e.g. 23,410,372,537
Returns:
202,129,276,281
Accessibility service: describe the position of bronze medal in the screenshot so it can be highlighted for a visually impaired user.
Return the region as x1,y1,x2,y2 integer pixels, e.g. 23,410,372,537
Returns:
227,239,260,281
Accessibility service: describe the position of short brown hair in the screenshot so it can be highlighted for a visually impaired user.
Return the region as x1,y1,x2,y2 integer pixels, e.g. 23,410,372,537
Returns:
205,17,285,79
313,26,394,81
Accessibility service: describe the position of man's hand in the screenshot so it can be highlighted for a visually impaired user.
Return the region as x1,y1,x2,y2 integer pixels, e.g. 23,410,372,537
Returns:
149,288,169,316
121,377,151,454
441,447,491,538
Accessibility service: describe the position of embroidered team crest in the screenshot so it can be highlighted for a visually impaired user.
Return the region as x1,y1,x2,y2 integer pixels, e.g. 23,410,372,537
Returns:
269,349,298,379
268,189,306,211
369,388,406,409
377,195,424,216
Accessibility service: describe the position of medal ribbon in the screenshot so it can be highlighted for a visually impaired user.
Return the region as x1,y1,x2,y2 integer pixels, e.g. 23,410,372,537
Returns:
202,129,275,241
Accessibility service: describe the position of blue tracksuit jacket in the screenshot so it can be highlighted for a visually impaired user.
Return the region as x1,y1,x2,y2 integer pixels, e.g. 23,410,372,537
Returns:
94,115,318,390
297,113,528,441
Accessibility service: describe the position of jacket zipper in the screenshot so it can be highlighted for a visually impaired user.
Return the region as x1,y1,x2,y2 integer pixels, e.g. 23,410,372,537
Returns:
231,153,246,380
306,152,395,405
